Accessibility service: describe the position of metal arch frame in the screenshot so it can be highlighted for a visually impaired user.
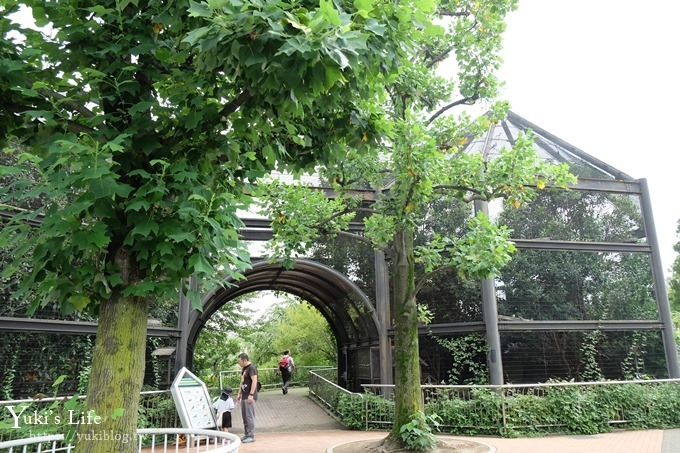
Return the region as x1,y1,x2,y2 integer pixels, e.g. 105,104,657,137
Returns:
178,259,387,385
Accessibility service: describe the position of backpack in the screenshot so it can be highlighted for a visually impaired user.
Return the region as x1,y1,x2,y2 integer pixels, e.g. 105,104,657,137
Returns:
278,356,289,369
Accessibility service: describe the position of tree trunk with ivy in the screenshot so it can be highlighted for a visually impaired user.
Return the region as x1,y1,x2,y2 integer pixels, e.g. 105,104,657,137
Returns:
389,229,422,441
75,294,147,453
75,249,148,453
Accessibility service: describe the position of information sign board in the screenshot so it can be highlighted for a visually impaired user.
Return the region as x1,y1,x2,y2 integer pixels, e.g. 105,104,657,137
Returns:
170,367,217,429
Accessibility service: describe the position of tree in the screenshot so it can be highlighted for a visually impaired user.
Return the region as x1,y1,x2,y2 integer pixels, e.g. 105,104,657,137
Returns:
251,295,337,367
668,219,680,349
191,295,249,386
0,0,408,450
669,219,680,312
256,1,577,449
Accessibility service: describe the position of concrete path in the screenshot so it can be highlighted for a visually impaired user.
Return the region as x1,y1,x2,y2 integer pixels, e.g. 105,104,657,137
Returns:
226,387,679,453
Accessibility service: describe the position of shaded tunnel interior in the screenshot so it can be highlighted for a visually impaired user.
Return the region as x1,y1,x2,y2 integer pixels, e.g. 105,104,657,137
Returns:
185,259,382,389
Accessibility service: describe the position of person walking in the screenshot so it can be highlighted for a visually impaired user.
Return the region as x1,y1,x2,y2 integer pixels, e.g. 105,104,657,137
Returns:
278,349,295,395
236,352,258,443
212,387,234,444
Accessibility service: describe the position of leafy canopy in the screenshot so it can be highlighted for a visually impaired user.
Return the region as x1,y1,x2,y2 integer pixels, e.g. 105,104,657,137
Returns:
0,0,416,313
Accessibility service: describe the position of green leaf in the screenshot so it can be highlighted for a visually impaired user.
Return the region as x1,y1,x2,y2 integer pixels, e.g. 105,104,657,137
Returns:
0,165,23,176
187,0,213,18
414,0,437,14
277,38,311,56
67,295,91,311
129,101,154,115
24,110,57,126
52,375,68,387
207,0,229,8
319,0,341,26
129,218,159,239
188,253,214,275
354,0,375,17
121,281,157,297
183,26,212,46
283,16,311,34
423,23,445,37
86,5,116,16
328,49,350,69
185,111,202,130
167,231,196,243
87,223,111,248
187,289,203,311
126,199,152,212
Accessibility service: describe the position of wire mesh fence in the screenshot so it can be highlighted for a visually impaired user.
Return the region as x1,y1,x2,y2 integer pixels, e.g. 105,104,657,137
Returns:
360,378,680,435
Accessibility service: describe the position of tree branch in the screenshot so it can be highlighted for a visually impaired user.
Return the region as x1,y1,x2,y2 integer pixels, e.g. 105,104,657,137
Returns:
321,228,386,251
427,94,479,125
4,97,98,138
36,87,95,118
414,264,457,296
438,9,470,17
219,90,252,119
427,45,454,68
432,184,487,203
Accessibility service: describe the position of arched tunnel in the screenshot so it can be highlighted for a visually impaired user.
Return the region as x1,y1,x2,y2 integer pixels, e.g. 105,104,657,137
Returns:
183,259,385,390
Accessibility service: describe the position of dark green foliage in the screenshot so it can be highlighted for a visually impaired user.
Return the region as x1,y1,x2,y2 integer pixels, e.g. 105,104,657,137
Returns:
429,334,489,384
334,382,680,437
542,385,609,434
336,393,366,430
136,392,178,429
0,375,84,443
310,234,377,302
0,333,93,399
398,412,440,451
670,220,680,312
424,388,503,435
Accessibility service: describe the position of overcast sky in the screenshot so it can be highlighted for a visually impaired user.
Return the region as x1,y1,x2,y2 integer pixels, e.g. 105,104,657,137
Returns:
493,0,680,278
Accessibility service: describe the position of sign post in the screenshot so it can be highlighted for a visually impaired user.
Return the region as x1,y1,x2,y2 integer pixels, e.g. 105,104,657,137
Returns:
170,367,217,430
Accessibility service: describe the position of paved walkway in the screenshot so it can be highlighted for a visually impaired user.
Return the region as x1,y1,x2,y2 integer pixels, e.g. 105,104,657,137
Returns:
226,387,680,453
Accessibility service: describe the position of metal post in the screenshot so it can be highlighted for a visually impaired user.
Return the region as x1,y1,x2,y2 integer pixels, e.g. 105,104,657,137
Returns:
374,250,394,386
175,275,197,372
638,178,680,378
474,200,504,385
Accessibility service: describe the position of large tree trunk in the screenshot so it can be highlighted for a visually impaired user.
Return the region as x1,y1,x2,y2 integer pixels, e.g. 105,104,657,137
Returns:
389,229,422,441
75,290,148,452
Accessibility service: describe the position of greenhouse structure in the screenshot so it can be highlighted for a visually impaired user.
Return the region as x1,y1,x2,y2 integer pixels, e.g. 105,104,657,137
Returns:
1,111,678,396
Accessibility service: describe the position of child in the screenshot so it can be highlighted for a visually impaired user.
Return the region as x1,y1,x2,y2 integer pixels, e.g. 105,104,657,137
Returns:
213,387,235,443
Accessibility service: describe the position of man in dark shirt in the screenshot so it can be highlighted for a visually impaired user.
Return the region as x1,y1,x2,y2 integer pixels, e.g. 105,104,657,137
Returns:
236,352,258,443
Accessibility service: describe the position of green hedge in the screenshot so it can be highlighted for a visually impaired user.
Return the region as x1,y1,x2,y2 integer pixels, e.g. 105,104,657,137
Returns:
334,382,680,437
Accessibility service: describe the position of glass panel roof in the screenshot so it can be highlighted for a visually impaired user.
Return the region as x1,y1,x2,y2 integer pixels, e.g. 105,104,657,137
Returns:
463,111,634,181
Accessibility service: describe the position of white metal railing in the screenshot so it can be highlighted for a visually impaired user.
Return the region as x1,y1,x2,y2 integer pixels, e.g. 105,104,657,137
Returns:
0,434,72,453
218,365,333,392
0,428,240,453
308,369,364,427
0,390,180,440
